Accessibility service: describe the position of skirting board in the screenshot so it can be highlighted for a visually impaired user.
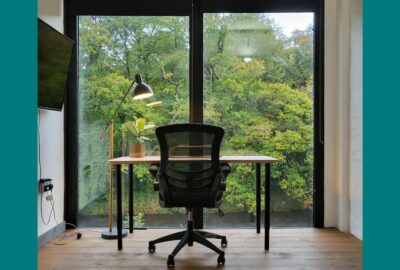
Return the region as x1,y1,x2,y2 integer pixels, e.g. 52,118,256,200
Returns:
38,221,65,248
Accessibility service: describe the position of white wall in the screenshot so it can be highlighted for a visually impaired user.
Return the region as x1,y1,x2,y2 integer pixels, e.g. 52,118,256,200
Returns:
349,0,363,240
324,0,363,240
37,0,65,237
324,0,340,229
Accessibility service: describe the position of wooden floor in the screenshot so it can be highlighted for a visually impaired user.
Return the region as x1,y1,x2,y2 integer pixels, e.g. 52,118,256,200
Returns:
39,228,362,270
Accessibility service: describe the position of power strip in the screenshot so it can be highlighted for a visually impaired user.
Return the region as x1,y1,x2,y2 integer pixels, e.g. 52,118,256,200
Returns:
39,178,53,193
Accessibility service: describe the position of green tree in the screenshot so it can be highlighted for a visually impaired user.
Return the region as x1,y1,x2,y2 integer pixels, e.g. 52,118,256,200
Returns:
78,14,315,221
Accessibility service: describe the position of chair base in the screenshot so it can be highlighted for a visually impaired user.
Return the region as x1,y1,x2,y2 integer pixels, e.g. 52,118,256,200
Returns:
148,218,227,267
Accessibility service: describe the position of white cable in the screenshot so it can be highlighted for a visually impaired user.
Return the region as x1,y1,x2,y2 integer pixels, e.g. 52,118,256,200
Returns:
46,190,103,245
48,191,80,245
40,191,53,225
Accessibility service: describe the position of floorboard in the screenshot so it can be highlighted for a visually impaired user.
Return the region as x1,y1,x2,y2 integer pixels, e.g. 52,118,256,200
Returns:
38,228,362,270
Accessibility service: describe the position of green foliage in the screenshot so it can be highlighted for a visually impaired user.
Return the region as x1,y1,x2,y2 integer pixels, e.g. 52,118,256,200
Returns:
203,14,313,212
224,164,258,214
122,117,156,144
77,14,314,220
124,212,145,228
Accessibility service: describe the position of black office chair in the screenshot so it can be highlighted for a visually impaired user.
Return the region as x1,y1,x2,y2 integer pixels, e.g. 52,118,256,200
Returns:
148,123,231,267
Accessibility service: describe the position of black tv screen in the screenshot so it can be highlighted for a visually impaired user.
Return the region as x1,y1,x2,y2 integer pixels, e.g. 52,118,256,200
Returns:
38,18,74,111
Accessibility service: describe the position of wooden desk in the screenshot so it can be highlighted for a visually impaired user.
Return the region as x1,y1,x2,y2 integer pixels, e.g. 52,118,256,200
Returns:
109,155,278,251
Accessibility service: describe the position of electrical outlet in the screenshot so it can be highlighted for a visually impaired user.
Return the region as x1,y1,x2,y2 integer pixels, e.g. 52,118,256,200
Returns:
39,178,53,193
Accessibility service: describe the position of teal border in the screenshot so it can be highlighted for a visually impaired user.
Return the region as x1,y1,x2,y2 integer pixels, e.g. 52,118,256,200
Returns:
364,0,400,268
1,0,399,268
0,0,37,269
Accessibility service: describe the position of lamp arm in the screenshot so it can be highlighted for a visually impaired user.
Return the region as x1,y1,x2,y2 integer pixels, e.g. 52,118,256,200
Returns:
99,79,136,140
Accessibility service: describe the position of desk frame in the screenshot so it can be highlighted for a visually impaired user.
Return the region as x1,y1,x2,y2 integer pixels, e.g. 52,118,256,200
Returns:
110,155,277,251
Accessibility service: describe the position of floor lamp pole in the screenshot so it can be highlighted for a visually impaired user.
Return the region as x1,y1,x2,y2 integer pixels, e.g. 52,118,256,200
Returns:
108,120,114,231
101,119,129,239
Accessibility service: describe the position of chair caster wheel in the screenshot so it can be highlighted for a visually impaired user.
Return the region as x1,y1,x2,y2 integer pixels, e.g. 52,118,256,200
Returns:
217,253,225,265
188,240,193,246
221,237,227,247
167,255,175,267
148,242,156,253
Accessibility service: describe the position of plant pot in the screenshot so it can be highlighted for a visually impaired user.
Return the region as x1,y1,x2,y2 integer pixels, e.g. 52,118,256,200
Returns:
130,143,145,157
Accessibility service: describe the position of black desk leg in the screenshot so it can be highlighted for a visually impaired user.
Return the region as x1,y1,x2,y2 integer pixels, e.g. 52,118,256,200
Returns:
256,163,261,234
265,164,271,250
129,164,134,233
116,164,123,250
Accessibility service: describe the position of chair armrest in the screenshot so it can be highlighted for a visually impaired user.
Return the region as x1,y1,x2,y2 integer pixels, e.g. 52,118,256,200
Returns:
219,163,231,191
148,164,160,191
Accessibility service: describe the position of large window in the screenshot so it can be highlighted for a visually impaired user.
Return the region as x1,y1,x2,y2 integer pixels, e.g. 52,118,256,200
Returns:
203,13,314,227
77,16,190,226
66,0,323,228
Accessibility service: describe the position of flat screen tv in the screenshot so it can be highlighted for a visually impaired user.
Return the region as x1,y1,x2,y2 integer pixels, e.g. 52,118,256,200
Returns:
38,18,74,111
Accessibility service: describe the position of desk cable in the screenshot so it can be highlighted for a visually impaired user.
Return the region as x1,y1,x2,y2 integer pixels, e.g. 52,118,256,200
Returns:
41,189,103,245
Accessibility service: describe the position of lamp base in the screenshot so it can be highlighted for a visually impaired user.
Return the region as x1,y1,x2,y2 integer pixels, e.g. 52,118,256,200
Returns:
101,228,129,240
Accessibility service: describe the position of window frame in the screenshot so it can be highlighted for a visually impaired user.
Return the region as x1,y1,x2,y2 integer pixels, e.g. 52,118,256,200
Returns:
64,0,324,228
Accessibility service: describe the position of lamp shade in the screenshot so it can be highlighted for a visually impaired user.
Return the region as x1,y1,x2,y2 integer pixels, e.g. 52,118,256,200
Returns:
131,74,153,100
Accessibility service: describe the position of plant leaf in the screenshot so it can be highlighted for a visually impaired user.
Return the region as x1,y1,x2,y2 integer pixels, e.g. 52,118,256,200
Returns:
139,136,152,142
136,118,146,132
144,124,156,130
129,122,139,135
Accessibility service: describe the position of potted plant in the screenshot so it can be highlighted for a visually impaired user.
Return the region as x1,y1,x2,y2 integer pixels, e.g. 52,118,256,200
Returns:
123,117,156,157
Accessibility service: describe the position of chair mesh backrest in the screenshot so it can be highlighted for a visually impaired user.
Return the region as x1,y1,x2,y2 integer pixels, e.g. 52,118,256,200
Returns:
156,124,224,208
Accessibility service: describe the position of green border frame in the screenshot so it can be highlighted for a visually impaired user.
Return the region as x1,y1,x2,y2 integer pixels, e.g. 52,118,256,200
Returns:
364,0,400,268
0,0,37,269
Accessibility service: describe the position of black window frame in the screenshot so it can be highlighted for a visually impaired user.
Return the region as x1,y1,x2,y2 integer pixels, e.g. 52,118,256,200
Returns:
64,0,324,228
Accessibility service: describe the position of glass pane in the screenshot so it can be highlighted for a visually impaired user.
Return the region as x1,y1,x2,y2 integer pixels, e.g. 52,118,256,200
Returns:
204,13,314,227
77,16,189,227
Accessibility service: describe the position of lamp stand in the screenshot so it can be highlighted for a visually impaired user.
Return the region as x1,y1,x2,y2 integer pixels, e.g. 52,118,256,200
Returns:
98,74,152,239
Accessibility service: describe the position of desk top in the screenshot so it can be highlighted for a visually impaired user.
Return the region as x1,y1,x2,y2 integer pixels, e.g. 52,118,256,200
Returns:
109,155,278,165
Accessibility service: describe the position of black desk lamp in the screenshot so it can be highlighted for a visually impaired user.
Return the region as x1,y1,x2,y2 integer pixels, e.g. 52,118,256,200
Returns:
99,74,153,239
